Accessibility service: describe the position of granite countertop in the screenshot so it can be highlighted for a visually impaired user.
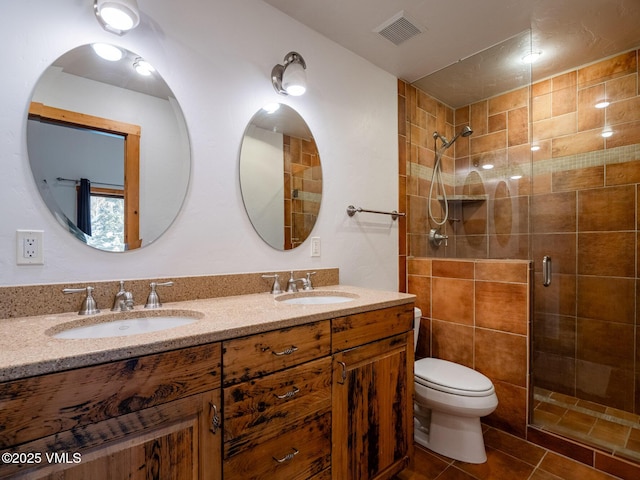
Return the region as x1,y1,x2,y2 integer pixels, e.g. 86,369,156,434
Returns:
0,285,414,383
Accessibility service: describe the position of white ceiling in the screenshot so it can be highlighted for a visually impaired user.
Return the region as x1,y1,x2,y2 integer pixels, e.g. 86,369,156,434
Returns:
262,0,640,107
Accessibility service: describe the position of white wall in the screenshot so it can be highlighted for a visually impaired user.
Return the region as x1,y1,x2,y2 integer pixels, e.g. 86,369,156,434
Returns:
0,0,399,291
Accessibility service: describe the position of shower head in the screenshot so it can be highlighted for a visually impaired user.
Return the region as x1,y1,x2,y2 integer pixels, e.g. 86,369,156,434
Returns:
460,125,473,137
433,126,473,149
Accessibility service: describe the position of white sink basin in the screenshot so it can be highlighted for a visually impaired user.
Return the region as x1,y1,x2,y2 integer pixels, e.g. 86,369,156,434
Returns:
51,311,201,339
276,291,358,305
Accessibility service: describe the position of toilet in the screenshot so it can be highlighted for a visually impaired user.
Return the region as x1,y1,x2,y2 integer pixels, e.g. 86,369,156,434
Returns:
413,308,498,464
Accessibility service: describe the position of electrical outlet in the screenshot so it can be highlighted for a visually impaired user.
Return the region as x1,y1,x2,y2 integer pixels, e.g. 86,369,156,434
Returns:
310,237,321,257
16,230,44,265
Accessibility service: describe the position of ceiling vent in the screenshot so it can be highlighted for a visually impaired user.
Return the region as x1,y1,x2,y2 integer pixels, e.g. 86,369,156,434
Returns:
374,11,425,46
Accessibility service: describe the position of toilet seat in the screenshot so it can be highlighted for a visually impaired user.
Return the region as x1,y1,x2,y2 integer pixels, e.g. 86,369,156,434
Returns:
415,358,494,397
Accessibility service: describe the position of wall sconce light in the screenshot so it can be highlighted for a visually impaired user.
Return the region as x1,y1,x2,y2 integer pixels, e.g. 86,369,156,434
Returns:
272,52,307,96
94,0,140,35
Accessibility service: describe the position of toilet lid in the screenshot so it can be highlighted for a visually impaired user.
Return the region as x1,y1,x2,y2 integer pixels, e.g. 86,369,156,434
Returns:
415,358,494,397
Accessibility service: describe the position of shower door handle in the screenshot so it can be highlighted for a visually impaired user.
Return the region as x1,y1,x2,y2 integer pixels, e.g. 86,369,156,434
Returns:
542,256,551,287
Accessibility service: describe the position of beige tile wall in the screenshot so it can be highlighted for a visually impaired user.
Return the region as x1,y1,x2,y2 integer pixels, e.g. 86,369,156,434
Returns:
284,135,322,249
401,47,640,437
408,257,532,438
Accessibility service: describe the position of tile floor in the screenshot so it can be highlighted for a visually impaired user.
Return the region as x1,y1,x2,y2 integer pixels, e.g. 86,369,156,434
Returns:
395,427,622,480
532,388,640,464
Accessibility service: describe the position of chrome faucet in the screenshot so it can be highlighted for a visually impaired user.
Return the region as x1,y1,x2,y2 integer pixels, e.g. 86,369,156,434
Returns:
429,228,448,247
286,271,307,293
286,271,315,293
111,281,134,312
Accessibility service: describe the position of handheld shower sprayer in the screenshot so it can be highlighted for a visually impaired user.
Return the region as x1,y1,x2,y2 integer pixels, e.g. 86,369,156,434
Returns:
433,126,473,150
428,125,474,239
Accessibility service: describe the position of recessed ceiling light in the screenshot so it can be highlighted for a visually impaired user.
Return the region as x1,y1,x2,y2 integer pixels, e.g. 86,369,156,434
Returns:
530,145,540,152
522,51,542,64
601,129,613,138
595,101,610,109
482,163,494,170
91,43,123,61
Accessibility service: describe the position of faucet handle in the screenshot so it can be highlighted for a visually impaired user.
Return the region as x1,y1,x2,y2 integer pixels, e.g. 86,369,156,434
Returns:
63,286,100,315
144,281,174,309
262,274,283,294
304,272,316,291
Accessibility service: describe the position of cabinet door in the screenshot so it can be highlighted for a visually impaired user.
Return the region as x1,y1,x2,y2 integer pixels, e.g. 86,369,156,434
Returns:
332,333,413,480
1,390,222,480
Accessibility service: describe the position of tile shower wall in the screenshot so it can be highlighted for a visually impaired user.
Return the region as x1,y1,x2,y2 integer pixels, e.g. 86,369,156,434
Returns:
283,135,322,250
530,49,640,414
400,47,640,474
408,257,532,438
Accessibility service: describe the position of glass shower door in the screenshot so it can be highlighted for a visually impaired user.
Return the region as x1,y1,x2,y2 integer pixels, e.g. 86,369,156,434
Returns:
530,50,640,463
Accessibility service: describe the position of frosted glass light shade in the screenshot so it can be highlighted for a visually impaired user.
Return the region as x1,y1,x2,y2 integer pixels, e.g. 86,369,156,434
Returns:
282,62,307,96
95,0,140,34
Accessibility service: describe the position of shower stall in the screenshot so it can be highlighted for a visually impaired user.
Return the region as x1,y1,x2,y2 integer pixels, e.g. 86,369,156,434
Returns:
404,31,640,464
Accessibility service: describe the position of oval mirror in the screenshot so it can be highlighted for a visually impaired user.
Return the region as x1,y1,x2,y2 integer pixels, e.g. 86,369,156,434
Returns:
26,44,191,252
239,104,322,250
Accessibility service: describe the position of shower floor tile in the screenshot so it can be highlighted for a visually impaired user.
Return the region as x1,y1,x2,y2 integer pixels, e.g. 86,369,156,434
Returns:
533,387,640,464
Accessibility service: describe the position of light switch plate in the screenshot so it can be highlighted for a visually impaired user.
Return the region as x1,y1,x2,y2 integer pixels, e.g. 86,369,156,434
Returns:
310,237,321,257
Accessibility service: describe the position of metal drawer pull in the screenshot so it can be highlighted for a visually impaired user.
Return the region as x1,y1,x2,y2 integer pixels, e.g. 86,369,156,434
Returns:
273,448,299,463
274,386,300,399
271,345,298,356
337,361,347,384
209,402,220,434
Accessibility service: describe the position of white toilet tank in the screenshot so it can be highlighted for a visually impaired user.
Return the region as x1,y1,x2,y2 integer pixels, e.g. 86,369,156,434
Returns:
414,307,422,350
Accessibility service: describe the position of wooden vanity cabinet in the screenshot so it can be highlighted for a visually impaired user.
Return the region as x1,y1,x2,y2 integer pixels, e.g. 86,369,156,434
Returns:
0,343,222,480
0,301,414,480
331,304,414,480
222,321,332,480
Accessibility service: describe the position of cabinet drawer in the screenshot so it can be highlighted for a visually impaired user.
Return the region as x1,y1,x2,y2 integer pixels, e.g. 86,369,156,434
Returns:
332,304,413,352
223,411,331,480
224,356,331,457
0,343,221,448
223,320,330,385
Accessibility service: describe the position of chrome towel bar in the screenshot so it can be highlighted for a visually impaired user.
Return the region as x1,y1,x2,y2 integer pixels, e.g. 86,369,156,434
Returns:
346,205,406,221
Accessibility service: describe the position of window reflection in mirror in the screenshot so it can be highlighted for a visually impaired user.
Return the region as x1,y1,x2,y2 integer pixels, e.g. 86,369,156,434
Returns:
239,104,322,250
26,44,190,252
